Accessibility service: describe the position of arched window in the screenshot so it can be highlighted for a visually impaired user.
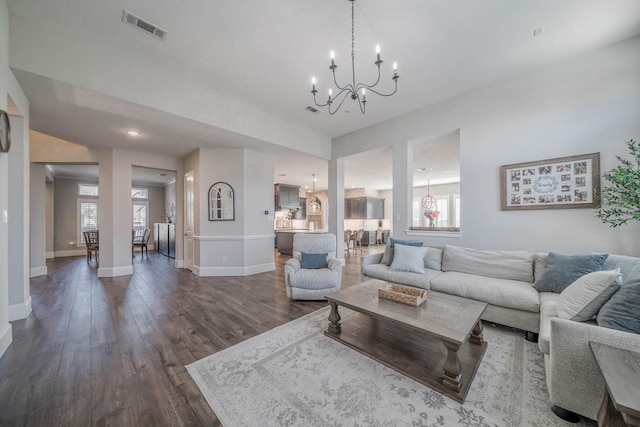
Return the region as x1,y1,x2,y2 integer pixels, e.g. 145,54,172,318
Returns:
209,182,235,221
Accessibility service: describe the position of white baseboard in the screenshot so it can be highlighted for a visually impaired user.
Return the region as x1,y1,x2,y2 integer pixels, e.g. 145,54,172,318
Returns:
0,323,12,359
30,265,47,277
98,265,134,277
194,262,276,277
244,262,276,275
9,296,32,321
174,259,184,268
46,251,55,259
54,249,85,257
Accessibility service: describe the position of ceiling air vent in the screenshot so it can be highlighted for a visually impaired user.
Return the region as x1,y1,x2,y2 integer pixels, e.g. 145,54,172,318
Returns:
305,106,321,114
122,10,167,41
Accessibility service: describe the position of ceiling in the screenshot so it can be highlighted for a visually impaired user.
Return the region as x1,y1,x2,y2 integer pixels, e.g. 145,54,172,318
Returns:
8,0,640,191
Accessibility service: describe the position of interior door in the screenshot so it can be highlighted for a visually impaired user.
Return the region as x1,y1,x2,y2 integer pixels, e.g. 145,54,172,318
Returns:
184,171,195,271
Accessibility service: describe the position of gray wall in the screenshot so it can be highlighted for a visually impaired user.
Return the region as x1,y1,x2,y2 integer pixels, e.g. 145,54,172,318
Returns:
54,178,167,253
332,36,640,256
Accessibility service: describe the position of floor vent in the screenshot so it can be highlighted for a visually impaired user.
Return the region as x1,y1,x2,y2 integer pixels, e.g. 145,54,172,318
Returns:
305,106,321,114
122,10,167,41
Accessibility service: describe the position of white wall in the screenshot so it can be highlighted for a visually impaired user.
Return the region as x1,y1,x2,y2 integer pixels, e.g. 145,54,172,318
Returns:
192,148,275,276
332,36,640,256
29,164,46,275
0,0,12,358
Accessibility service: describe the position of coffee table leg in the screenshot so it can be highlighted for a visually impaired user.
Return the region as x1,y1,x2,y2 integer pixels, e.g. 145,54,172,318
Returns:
442,341,462,393
469,320,484,345
328,301,341,334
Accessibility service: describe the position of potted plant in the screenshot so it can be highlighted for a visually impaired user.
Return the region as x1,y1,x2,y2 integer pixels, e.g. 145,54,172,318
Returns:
596,139,640,227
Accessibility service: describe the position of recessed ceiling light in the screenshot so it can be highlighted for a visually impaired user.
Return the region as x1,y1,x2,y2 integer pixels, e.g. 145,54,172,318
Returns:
417,167,432,172
127,130,140,136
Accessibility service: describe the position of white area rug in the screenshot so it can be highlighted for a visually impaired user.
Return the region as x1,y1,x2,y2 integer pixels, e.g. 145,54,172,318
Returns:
187,307,594,427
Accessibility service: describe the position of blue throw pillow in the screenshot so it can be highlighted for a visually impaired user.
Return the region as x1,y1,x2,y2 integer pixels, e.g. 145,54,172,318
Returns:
534,252,608,293
381,238,423,265
301,252,328,269
596,279,640,334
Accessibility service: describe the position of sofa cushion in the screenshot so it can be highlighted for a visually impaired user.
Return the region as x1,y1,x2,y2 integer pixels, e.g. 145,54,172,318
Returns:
424,247,443,271
389,244,429,274
602,254,640,284
534,252,608,293
538,292,562,355
362,263,441,290
380,238,423,265
596,278,640,334
441,245,534,282
556,269,621,321
430,271,540,312
300,252,328,269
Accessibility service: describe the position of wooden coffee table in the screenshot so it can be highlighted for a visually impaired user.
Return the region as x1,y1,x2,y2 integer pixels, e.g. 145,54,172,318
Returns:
325,279,488,403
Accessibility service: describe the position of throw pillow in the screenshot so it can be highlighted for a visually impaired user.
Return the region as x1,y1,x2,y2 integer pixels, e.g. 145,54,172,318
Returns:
424,247,443,271
389,244,429,274
534,252,609,293
301,252,328,269
556,269,622,321
380,238,423,265
597,278,640,334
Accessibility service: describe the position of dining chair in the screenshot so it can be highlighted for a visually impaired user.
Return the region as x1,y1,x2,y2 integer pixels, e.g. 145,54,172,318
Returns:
133,228,151,258
344,229,353,256
376,228,383,245
353,229,364,254
83,230,99,264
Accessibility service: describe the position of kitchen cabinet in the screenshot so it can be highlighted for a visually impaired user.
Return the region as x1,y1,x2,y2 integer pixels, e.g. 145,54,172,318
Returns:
274,184,301,210
359,229,390,246
345,197,385,219
154,223,175,259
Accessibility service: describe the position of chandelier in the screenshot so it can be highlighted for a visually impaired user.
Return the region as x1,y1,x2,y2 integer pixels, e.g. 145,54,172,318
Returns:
309,174,321,214
310,0,399,115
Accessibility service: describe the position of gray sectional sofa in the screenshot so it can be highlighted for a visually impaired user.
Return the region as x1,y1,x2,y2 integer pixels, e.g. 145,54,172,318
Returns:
361,243,640,422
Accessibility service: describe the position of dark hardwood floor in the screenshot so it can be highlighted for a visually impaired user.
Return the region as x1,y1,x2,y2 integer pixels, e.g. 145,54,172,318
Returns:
0,245,383,426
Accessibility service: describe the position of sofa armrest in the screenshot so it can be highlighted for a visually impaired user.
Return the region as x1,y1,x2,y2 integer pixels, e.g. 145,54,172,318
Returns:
549,317,640,420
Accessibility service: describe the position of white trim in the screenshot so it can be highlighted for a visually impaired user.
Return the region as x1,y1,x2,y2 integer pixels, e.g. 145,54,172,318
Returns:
78,198,99,246
192,262,275,277
404,230,462,238
194,234,275,241
46,251,55,259
0,323,12,359
54,249,86,257
98,265,134,277
174,259,185,268
9,296,32,321
30,266,47,277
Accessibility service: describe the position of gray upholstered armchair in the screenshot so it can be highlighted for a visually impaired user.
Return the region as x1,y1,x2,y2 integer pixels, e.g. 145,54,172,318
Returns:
284,233,343,300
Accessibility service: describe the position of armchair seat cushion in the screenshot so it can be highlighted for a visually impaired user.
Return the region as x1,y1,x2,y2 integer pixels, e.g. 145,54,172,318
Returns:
288,268,339,290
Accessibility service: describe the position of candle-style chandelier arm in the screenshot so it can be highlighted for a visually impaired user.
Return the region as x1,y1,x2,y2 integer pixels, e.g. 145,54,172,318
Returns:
313,87,359,115
356,74,399,98
331,67,356,94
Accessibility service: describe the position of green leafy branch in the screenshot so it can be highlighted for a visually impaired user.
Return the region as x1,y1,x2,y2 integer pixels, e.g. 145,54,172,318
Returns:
596,139,640,227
